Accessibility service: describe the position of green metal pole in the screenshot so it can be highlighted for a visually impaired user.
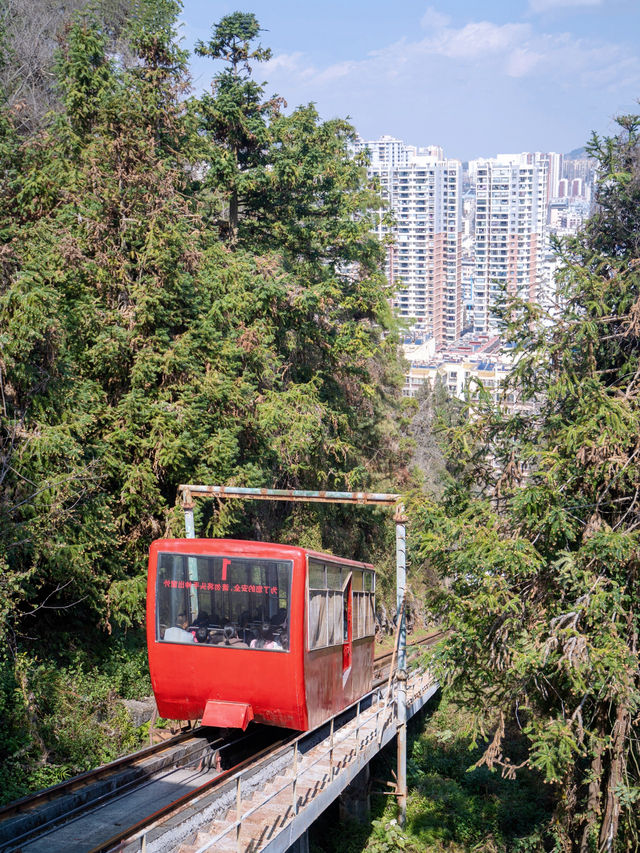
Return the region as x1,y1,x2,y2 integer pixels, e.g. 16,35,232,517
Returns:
395,504,407,826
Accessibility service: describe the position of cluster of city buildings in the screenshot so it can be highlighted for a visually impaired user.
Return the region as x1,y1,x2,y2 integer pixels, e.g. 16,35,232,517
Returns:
354,135,595,400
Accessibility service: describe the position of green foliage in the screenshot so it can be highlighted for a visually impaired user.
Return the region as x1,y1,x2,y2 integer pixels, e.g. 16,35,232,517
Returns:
410,376,467,496
403,703,550,850
0,2,409,798
318,699,551,853
195,12,271,72
409,112,640,850
0,635,150,804
367,818,411,852
194,12,278,242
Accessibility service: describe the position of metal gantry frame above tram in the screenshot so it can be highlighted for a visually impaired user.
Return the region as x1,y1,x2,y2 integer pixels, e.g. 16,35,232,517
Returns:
177,484,410,826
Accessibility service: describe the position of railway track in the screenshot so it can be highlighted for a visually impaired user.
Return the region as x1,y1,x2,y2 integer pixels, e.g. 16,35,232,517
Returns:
0,727,206,831
372,630,444,681
0,725,289,853
0,631,443,853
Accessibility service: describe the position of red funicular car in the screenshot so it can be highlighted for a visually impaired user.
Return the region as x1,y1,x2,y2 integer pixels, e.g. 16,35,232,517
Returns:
147,539,376,731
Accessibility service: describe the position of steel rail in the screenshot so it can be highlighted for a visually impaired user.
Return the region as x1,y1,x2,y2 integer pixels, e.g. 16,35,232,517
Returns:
373,629,444,670
3,737,218,853
372,632,444,689
0,726,201,823
0,726,274,851
88,737,293,853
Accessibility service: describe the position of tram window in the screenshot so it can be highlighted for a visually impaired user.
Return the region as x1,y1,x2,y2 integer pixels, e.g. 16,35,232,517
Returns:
308,561,341,650
366,594,375,635
326,565,342,590
328,591,342,644
352,587,376,641
156,553,292,651
309,561,325,589
352,592,362,638
308,560,376,649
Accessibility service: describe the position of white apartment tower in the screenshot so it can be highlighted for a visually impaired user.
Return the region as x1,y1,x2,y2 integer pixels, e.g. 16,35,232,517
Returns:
527,151,562,201
473,155,548,333
357,136,463,348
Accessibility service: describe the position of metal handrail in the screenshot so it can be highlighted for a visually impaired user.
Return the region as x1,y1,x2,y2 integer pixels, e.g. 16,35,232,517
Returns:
194,692,393,853
193,672,435,853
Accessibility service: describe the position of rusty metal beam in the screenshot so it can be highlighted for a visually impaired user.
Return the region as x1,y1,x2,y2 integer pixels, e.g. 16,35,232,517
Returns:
178,485,400,507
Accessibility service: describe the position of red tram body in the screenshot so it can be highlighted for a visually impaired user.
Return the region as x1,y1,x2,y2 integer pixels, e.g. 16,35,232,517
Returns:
146,539,376,731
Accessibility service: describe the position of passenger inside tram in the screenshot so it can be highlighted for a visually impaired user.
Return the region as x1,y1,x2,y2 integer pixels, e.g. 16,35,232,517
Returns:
163,612,195,644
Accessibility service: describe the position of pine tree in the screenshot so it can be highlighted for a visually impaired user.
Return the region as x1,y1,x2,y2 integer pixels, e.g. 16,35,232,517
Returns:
194,12,278,243
0,4,409,645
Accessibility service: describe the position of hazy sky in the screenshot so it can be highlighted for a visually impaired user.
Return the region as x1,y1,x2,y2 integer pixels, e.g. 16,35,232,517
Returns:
180,0,640,161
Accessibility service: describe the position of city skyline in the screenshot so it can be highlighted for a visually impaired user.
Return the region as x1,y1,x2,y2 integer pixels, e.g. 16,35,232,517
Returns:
357,137,576,356
359,136,463,347
181,0,640,161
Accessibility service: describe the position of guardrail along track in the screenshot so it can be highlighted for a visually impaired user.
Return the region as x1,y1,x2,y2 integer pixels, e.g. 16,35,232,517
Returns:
173,670,439,853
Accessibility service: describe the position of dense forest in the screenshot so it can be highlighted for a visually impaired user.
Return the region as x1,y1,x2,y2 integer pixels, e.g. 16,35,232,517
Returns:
0,0,410,803
1,0,639,850
0,0,411,638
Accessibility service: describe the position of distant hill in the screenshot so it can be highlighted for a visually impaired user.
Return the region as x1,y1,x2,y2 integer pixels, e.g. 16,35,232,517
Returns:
565,146,588,159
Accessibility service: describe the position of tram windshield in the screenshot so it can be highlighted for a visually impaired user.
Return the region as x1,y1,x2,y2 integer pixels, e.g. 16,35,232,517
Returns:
156,553,291,651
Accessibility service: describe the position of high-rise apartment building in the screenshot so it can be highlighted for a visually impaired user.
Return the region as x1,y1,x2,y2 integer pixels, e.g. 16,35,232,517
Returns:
356,136,462,348
472,155,548,333
524,151,562,202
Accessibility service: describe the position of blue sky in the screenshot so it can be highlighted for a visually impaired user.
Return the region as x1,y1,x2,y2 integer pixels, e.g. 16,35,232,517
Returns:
180,0,640,161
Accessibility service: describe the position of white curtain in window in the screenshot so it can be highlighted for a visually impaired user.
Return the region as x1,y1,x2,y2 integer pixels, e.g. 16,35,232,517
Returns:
327,591,341,645
352,592,361,639
309,590,328,648
366,593,375,636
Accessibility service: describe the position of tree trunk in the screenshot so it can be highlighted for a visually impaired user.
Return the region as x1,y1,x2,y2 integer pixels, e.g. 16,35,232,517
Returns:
598,700,631,852
580,739,603,853
229,188,238,244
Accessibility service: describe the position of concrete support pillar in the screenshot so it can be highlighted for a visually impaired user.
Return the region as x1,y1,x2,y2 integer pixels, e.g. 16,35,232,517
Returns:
286,830,309,853
338,764,371,824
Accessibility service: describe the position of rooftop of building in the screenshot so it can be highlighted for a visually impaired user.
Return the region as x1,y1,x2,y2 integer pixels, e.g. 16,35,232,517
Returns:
404,332,514,370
